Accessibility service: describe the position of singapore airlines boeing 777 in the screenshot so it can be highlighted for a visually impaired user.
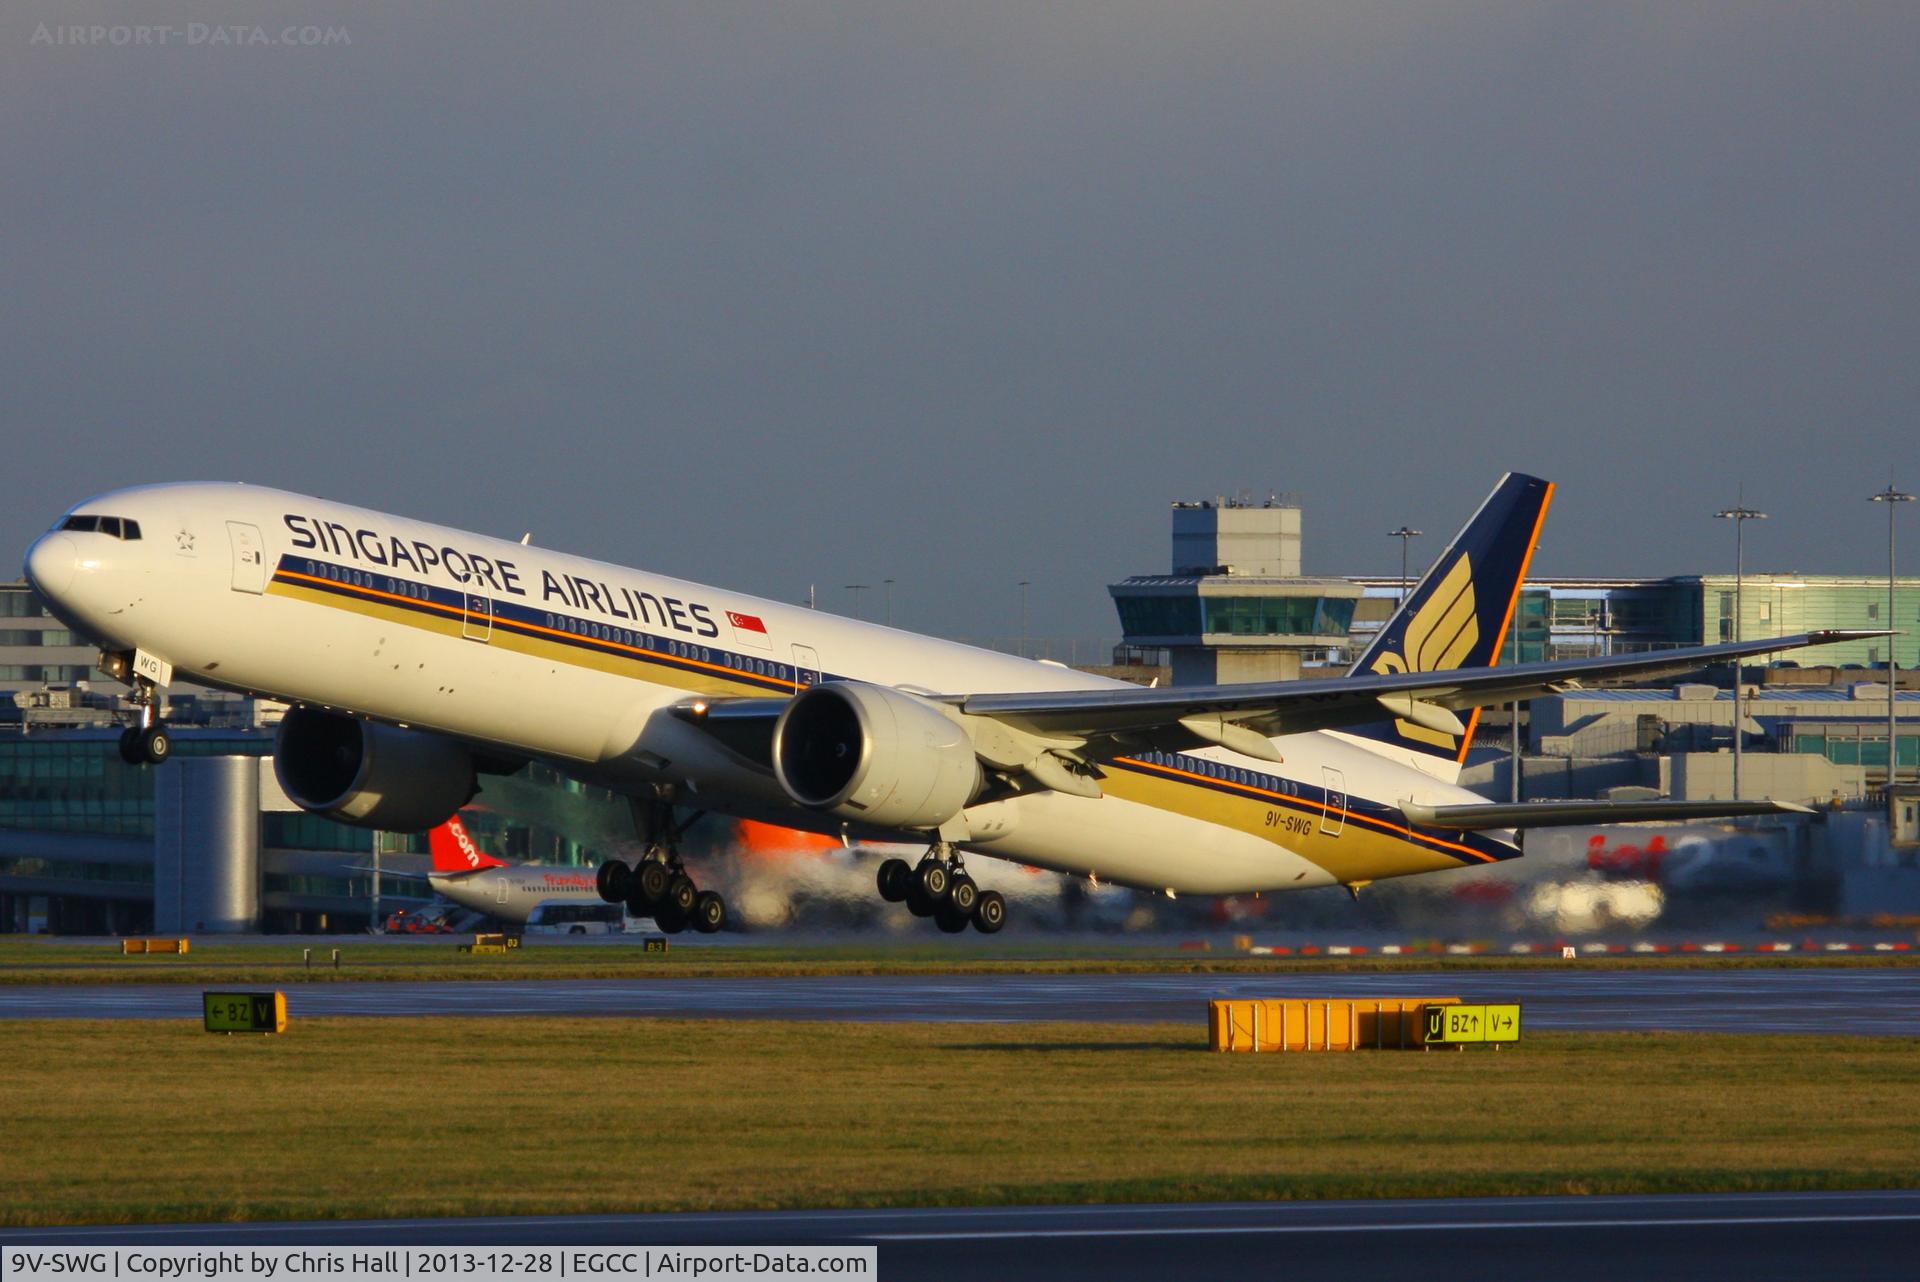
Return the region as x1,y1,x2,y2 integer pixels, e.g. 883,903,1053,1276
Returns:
21,473,1872,934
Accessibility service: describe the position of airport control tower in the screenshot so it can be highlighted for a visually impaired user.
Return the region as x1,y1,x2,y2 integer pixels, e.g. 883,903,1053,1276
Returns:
1108,494,1362,686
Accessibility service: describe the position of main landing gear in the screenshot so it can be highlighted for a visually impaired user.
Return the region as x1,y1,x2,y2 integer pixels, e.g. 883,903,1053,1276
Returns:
594,799,726,935
876,842,1005,934
116,676,171,766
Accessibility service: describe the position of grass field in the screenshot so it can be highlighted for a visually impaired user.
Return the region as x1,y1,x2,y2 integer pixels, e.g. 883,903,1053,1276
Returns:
3,935,1917,985
2,1018,1917,1225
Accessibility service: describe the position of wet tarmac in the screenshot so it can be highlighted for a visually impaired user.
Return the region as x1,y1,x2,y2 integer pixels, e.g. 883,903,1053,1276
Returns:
2,966,1917,1034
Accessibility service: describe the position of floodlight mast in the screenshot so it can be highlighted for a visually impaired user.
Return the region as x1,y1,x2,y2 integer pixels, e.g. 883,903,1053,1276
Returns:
1871,485,1914,790
1715,503,1768,800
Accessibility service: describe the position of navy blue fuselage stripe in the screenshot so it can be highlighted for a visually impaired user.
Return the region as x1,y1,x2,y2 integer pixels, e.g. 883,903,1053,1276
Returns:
274,556,801,693
1107,755,1515,864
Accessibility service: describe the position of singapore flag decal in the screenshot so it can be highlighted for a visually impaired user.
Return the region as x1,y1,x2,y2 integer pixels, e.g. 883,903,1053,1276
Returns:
727,610,767,634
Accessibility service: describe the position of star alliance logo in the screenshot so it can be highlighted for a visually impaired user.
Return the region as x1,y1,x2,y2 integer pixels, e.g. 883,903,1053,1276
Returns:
175,528,196,554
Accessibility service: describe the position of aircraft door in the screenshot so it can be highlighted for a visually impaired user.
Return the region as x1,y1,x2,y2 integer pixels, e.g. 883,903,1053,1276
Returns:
792,644,821,687
226,522,267,594
495,875,510,906
1319,766,1347,837
462,590,492,643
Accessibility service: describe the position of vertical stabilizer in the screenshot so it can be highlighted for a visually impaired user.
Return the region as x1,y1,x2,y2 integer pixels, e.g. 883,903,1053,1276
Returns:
428,812,509,873
1344,473,1553,766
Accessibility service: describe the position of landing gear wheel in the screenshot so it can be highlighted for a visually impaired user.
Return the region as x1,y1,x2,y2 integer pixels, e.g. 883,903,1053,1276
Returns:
905,887,939,918
624,884,655,918
691,891,727,934
662,873,698,917
935,904,971,933
947,875,979,917
596,860,632,904
914,862,950,902
876,858,912,903
118,727,143,765
653,903,688,934
972,890,1006,934
635,861,672,905
138,725,171,765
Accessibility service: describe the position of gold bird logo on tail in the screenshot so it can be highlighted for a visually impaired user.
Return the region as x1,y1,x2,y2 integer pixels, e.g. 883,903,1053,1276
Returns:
1370,553,1479,747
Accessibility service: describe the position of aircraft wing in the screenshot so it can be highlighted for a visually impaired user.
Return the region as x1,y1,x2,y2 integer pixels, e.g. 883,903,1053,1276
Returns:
676,629,1887,778
943,629,1887,760
1400,797,1813,831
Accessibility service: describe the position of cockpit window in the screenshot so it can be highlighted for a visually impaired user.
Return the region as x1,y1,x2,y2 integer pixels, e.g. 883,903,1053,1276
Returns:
61,514,141,540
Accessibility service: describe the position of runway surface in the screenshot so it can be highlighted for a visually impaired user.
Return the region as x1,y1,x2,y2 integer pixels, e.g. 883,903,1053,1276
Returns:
3,967,1918,1034
10,1192,1920,1281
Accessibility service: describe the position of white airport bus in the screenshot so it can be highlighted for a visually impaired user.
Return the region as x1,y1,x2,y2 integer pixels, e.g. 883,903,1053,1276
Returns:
522,900,635,935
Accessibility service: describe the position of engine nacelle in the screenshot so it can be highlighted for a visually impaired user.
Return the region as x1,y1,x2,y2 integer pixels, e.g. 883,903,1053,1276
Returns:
772,681,982,831
273,707,476,832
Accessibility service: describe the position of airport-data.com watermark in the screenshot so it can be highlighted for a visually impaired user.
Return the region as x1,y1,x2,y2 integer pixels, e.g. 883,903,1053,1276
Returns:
29,22,351,47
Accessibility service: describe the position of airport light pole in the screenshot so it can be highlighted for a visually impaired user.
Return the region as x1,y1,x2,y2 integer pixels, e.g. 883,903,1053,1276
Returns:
1871,485,1914,788
1019,580,1031,659
1388,526,1422,605
844,583,869,620
1715,502,1767,800
883,578,895,628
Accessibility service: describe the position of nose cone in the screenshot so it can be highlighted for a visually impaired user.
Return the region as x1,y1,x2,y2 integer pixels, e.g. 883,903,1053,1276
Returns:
24,534,77,600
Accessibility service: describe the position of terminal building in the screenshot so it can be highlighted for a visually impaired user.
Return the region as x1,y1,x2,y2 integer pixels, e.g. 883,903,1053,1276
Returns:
1107,496,1361,685
0,723,639,936
1349,574,1919,668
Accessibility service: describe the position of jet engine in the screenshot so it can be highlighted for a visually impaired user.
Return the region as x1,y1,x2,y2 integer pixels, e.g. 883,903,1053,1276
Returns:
273,706,476,831
771,681,982,830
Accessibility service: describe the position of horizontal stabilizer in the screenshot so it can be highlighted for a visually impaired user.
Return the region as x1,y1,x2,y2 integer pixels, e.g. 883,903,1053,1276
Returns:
1401,798,1814,831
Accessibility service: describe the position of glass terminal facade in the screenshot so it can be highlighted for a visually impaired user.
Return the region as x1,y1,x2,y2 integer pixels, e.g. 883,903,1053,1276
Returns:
0,728,643,933
1113,593,1356,641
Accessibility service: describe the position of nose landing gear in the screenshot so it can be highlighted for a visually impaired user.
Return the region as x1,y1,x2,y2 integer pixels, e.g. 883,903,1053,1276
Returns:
876,843,1005,934
116,675,171,766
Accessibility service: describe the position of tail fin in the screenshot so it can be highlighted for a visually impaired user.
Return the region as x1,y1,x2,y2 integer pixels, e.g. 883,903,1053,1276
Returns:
428,813,509,874
1344,472,1553,766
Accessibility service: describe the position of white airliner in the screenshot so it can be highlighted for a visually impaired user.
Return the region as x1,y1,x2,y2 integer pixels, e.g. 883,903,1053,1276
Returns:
422,812,619,927
21,474,1871,934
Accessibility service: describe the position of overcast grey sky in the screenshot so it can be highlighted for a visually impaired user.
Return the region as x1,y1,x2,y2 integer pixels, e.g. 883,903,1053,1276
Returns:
5,2,1915,644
